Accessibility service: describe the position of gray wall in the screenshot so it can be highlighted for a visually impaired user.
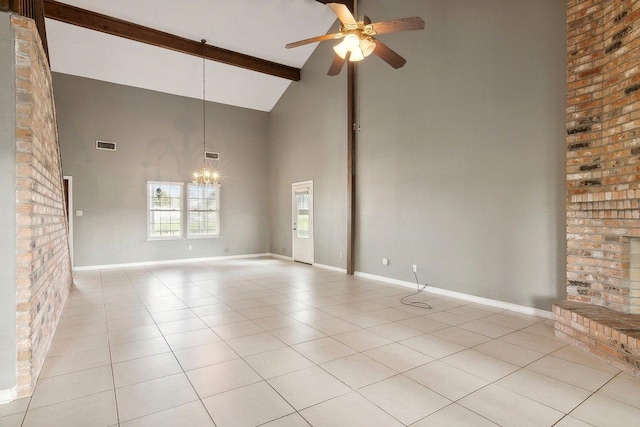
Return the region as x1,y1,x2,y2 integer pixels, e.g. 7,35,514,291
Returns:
54,74,271,267
0,11,16,392
269,39,348,268
270,0,567,309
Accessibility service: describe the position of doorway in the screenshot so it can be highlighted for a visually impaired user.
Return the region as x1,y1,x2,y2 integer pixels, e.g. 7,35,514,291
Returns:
63,176,73,267
292,181,314,264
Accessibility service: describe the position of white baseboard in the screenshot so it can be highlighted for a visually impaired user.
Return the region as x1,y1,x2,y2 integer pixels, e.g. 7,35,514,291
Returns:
73,253,272,271
269,253,293,261
270,255,346,273
354,271,554,319
72,254,552,319
313,263,347,273
0,387,16,404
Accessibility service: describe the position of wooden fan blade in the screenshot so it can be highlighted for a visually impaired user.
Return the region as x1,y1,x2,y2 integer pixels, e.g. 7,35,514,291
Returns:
286,32,344,49
327,54,347,76
327,3,357,25
373,40,407,69
370,17,425,35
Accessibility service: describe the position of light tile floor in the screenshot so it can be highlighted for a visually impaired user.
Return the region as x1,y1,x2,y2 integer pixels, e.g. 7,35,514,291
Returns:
2,257,640,426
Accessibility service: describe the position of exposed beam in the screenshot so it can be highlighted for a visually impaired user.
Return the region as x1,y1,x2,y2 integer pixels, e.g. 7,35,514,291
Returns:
346,60,356,275
315,0,354,12
43,0,300,81
3,1,49,60
316,0,357,275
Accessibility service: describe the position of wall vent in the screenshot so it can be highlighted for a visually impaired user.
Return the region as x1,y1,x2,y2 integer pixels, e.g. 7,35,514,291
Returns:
96,140,116,151
205,151,219,160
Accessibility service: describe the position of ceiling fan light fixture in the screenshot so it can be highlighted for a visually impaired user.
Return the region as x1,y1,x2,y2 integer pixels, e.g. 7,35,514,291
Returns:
343,33,360,50
360,37,376,57
333,33,361,59
349,47,365,62
333,41,349,59
285,3,424,75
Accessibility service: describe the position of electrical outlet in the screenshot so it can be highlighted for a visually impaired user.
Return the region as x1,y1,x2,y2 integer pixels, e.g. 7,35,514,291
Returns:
382,258,389,266
340,251,343,258
188,245,192,251
412,264,417,273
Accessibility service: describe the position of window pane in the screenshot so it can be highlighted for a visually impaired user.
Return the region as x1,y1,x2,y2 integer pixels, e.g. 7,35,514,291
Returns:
296,191,310,238
188,198,198,210
170,198,180,210
148,182,183,238
187,184,219,237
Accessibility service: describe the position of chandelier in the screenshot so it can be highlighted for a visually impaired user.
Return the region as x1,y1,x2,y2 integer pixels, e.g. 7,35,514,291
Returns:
193,39,220,186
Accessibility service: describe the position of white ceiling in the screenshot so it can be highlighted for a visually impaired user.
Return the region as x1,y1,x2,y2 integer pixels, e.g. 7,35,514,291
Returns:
45,0,338,112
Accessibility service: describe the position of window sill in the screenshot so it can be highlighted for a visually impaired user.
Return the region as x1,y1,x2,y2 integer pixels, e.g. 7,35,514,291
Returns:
146,236,221,241
146,237,182,241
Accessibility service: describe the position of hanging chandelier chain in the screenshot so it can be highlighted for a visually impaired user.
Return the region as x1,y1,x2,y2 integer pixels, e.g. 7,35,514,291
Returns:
202,39,206,160
192,38,220,186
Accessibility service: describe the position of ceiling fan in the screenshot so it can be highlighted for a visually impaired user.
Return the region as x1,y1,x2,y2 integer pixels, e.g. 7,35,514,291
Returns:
285,2,425,76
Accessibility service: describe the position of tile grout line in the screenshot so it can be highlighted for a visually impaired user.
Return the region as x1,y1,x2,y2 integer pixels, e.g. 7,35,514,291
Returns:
165,261,326,425
15,270,104,426
119,264,221,426
103,269,122,427
320,309,592,425
21,259,639,426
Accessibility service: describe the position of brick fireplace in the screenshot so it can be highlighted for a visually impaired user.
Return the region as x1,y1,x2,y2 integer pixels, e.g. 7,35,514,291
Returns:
555,0,640,376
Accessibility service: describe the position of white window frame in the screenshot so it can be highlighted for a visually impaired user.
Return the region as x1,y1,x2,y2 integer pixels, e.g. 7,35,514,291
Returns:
147,181,184,240
187,183,221,238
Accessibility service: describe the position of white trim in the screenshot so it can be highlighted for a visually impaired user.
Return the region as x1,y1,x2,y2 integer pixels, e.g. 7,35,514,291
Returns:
187,182,221,239
95,140,116,151
313,263,347,273
71,255,552,318
147,181,185,240
270,253,293,261
0,387,16,404
354,271,554,319
73,253,272,271
291,180,314,264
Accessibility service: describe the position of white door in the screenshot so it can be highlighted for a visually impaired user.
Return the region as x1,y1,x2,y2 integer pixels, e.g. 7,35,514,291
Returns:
292,181,314,264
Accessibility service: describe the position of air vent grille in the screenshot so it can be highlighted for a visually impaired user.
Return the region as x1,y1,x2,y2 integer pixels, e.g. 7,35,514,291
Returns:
96,140,116,151
205,151,219,160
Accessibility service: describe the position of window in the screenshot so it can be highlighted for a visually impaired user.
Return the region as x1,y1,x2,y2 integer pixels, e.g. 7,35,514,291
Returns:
148,182,183,239
187,183,220,237
146,181,220,240
295,190,310,238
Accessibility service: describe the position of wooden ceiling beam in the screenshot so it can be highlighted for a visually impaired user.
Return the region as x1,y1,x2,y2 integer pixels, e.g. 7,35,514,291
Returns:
314,0,354,12
42,0,300,81
316,0,357,276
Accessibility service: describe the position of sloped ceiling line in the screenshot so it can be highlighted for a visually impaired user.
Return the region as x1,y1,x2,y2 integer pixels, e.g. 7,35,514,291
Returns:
43,0,301,81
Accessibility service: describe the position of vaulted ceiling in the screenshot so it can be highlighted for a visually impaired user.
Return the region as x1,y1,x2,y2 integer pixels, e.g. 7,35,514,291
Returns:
45,0,339,112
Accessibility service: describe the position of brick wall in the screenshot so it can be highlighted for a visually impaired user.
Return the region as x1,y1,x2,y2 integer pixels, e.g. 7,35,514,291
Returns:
12,15,72,398
554,301,640,376
566,0,640,314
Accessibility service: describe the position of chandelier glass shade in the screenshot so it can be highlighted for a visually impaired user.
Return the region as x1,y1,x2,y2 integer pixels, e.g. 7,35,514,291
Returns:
333,33,376,62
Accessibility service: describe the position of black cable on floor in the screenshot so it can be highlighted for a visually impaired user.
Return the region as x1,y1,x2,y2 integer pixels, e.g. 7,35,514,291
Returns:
401,270,432,310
